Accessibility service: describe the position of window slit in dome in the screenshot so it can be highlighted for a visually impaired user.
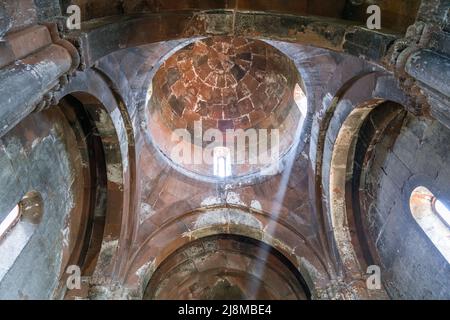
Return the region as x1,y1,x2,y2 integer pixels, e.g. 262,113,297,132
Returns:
214,147,231,178
294,83,307,117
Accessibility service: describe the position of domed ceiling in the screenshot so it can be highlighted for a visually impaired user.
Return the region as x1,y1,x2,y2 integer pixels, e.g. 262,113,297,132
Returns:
147,36,305,180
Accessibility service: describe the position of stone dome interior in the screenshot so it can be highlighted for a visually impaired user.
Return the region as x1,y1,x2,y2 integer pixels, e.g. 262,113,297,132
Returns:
148,36,305,179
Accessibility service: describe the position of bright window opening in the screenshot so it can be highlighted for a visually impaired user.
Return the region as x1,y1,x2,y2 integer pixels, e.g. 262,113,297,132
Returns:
213,147,231,178
410,186,450,263
0,205,21,240
294,83,307,117
434,199,450,228
0,191,44,281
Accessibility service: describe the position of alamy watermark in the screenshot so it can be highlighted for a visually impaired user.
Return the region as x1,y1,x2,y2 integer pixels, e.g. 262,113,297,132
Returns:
170,121,281,177
66,5,81,30
66,265,111,290
350,0,382,30
366,265,382,290
66,265,81,290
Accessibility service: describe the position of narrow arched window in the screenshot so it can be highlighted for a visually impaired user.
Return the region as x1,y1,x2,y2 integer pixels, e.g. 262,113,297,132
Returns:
213,146,232,178
0,191,44,280
293,83,307,117
0,205,21,240
434,198,450,228
410,186,450,263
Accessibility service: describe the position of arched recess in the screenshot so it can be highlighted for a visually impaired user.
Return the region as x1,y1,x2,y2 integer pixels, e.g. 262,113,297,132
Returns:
0,102,91,299
329,101,406,285
49,91,133,298
144,234,311,300
358,119,450,299
54,68,137,289
0,84,132,299
119,206,332,300
54,94,108,296
317,70,412,298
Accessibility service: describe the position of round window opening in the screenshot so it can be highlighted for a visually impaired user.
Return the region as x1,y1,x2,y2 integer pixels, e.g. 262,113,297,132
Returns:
146,36,307,181
409,186,450,263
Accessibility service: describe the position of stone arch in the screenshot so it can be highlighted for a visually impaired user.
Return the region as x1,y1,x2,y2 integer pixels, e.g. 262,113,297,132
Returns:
54,73,137,294
0,102,88,299
144,234,312,300
328,100,405,286
357,115,450,299
120,205,332,299
316,71,412,298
